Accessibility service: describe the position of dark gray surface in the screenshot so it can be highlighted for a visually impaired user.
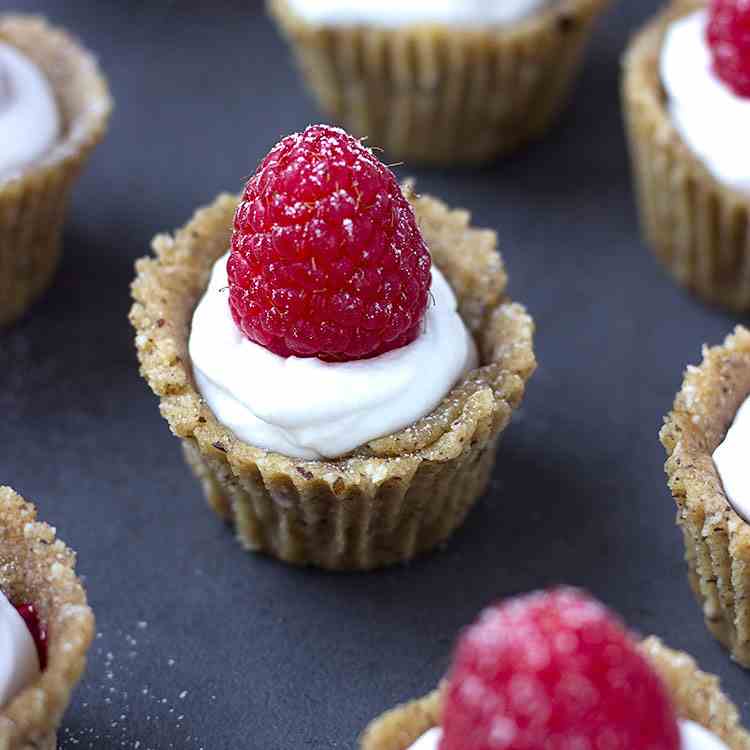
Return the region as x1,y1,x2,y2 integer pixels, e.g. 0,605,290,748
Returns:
1,0,748,747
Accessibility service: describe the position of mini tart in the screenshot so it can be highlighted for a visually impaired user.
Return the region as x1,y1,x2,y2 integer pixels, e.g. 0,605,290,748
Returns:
359,638,750,750
661,326,750,667
268,0,609,165
0,487,94,750
623,1,750,312
0,15,112,327
130,190,536,571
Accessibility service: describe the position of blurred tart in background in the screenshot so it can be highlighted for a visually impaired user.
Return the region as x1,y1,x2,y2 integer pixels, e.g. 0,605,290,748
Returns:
268,0,610,165
0,15,111,326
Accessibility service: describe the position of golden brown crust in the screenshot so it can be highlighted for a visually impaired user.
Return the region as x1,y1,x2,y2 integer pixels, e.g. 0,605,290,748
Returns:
267,0,609,165
0,14,112,326
622,2,750,312
130,190,536,569
360,638,750,750
0,487,94,750
661,327,750,667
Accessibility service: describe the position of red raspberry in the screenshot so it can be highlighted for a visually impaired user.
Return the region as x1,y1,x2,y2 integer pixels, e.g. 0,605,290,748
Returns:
227,125,432,362
707,0,750,98
15,602,47,670
440,589,680,750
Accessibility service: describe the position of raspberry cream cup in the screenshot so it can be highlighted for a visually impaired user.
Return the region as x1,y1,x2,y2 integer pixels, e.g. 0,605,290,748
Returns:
661,326,750,667
623,1,750,312
268,0,609,165
0,15,111,327
360,640,750,750
130,184,535,570
361,591,749,750
0,487,94,750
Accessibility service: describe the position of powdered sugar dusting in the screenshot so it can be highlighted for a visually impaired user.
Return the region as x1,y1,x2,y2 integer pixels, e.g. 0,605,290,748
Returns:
59,622,210,750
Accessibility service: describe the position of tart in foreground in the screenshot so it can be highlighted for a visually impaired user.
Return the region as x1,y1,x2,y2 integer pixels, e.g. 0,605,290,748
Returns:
0,486,94,750
661,326,750,667
130,125,535,570
268,0,609,165
361,589,749,750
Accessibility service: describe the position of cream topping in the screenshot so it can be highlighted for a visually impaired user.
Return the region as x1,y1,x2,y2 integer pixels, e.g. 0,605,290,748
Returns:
0,591,40,707
713,394,750,522
284,0,552,28
661,9,750,196
189,253,478,460
0,42,60,182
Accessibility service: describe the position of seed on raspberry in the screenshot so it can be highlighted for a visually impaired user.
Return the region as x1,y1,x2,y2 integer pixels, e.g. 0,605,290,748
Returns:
439,589,680,750
15,602,47,670
707,0,750,98
227,125,432,362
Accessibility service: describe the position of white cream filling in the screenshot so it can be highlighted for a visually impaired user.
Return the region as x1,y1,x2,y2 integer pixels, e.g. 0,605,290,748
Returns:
713,394,750,522
0,592,40,708
660,10,750,196
406,722,729,750
284,0,552,28
189,253,478,460
0,42,60,182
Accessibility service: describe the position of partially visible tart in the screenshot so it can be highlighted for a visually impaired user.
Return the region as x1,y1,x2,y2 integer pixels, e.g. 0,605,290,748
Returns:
0,15,111,326
0,486,94,750
361,590,750,750
623,0,750,311
268,0,610,165
661,326,750,667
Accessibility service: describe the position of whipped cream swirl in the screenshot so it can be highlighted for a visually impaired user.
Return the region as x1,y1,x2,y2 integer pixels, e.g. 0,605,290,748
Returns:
661,10,750,196
406,723,729,750
284,0,552,28
0,592,40,707
713,394,750,522
0,42,60,182
189,253,478,460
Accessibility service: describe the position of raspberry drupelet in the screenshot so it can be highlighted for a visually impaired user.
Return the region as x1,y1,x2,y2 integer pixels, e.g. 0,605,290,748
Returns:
227,125,432,362
708,0,750,98
440,589,680,750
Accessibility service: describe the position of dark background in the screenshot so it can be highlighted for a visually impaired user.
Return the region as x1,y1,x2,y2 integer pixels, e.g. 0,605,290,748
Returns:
2,1,747,748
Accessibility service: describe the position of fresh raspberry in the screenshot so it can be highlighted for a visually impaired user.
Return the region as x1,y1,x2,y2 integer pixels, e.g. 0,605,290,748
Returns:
440,589,680,750
707,0,750,98
227,125,432,362
15,603,47,670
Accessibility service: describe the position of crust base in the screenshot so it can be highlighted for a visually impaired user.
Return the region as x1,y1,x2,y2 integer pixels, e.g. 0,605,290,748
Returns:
0,487,94,750
623,2,750,312
268,0,609,165
0,15,112,327
661,326,750,667
360,638,750,750
130,191,536,570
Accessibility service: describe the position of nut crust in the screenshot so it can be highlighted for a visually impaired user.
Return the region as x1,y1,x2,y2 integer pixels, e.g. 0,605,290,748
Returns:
0,487,94,750
130,190,536,570
359,638,750,750
661,326,750,667
623,1,750,311
0,15,112,327
268,0,609,165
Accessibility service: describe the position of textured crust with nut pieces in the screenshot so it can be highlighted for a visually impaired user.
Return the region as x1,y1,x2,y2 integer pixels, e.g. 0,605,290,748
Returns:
0,487,94,750
359,638,750,750
661,326,750,667
130,190,536,570
0,15,112,327
622,1,750,311
268,0,609,164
